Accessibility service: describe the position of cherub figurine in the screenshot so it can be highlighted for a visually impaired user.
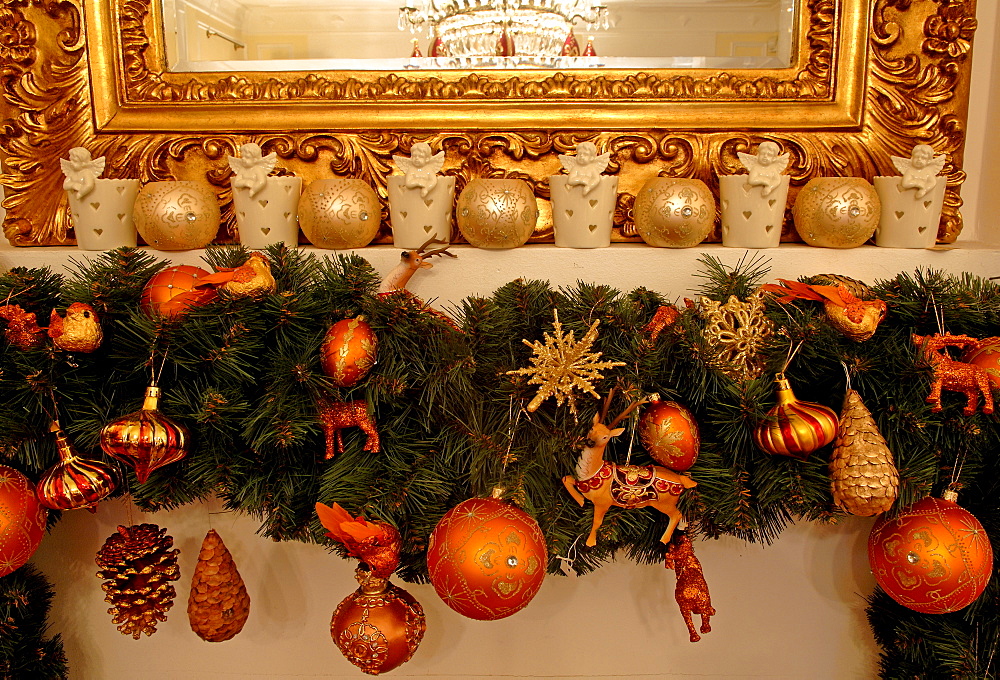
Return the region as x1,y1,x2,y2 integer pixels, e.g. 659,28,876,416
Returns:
60,148,106,200
558,142,611,196
393,142,445,198
737,141,790,198
891,145,946,199
228,142,278,198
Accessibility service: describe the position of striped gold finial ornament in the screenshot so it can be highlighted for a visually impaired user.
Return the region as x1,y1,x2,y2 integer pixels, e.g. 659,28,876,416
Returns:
100,385,189,483
753,372,838,460
36,423,116,511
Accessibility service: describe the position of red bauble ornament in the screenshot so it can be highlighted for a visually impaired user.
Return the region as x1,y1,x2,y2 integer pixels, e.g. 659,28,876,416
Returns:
426,496,547,620
963,336,1000,390
141,265,218,317
37,425,116,511
0,465,48,577
753,373,838,460
331,567,426,675
639,400,700,471
868,494,993,614
320,317,378,388
100,386,189,483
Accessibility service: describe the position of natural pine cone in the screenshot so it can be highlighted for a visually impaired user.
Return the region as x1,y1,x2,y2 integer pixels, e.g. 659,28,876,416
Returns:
95,523,180,639
803,273,875,301
829,390,899,516
188,529,251,642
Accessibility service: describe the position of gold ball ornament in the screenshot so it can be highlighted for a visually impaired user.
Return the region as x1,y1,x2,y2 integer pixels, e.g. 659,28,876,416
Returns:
869,493,993,614
457,179,539,249
753,373,838,460
320,317,378,387
639,401,700,471
426,496,547,620
633,178,714,248
962,336,1000,390
133,181,220,250
299,179,381,249
0,465,48,578
100,386,189,483
792,177,880,248
331,567,426,676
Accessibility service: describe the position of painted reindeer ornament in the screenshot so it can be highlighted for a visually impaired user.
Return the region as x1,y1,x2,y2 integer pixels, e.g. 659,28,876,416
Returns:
563,395,697,547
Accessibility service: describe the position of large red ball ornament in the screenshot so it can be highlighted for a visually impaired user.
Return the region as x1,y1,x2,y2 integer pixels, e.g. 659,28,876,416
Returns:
963,336,1000,390
320,317,378,387
0,465,48,577
426,496,547,620
141,265,218,317
868,494,993,614
639,400,700,471
753,373,838,460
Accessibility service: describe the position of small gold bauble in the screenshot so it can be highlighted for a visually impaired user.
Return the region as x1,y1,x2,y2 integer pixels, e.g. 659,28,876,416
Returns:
792,177,880,248
633,178,714,248
133,181,220,250
457,179,538,249
299,179,381,249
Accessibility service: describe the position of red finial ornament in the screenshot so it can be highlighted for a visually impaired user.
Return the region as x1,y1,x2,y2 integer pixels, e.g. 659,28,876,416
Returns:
583,35,596,56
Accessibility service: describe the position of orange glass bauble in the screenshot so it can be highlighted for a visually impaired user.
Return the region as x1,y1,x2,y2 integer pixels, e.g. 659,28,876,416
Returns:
320,317,378,388
0,465,48,577
753,373,838,460
331,568,426,676
868,494,993,614
963,336,1000,389
37,425,116,511
141,265,218,317
100,386,189,483
426,496,547,620
639,400,700,471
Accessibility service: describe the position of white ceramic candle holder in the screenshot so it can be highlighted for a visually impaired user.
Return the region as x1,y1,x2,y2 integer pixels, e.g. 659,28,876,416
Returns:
67,179,140,250
550,175,618,248
387,176,456,248
873,176,946,248
232,176,302,248
719,175,789,248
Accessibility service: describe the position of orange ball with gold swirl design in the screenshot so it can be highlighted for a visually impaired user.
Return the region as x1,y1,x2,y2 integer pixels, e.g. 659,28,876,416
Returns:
426,496,547,620
639,400,700,471
753,373,838,460
320,317,378,388
0,465,48,577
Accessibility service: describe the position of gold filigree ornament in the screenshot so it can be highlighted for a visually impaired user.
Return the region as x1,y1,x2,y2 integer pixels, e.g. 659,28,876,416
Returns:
507,310,625,415
699,292,774,381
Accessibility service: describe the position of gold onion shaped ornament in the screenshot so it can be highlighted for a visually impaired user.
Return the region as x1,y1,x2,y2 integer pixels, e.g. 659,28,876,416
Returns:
100,385,189,483
753,372,838,460
37,422,116,511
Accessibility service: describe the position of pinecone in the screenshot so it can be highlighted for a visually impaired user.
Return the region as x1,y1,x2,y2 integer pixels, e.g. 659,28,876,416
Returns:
187,529,251,642
829,390,899,516
95,523,180,639
803,273,874,300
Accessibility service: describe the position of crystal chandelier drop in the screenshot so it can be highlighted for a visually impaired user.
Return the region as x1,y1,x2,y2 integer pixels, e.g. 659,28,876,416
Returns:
399,0,609,59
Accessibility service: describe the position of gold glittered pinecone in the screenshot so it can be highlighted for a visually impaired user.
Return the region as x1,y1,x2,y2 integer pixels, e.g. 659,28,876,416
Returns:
829,389,899,516
803,273,875,300
188,529,251,642
95,523,180,639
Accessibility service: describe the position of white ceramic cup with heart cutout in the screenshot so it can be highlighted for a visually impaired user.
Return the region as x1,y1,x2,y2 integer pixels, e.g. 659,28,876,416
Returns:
231,176,302,249
67,179,141,250
873,176,945,248
549,175,618,248
719,174,789,248
388,175,455,248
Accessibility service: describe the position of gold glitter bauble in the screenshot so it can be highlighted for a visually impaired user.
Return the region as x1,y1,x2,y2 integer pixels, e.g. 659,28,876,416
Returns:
299,179,380,249
829,389,899,516
633,178,714,248
792,177,880,248
457,179,538,249
699,292,774,381
133,181,220,250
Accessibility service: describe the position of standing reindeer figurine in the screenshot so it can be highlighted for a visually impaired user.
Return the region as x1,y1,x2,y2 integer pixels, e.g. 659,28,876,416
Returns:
664,531,715,643
563,392,697,547
912,333,994,415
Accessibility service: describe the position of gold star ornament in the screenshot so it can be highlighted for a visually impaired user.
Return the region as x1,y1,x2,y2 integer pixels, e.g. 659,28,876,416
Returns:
507,310,625,414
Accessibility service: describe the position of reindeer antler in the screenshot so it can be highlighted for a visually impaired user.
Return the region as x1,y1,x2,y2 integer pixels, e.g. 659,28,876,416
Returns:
416,237,457,259
607,394,654,430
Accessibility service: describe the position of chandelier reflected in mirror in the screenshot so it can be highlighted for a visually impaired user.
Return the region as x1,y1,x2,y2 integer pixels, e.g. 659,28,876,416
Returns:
398,0,609,61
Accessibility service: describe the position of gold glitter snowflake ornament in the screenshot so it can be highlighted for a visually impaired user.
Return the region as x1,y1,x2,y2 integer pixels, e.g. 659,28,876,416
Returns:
699,291,774,382
507,310,625,414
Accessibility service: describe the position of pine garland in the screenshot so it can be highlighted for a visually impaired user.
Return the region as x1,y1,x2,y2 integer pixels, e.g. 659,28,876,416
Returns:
0,564,68,679
0,246,998,675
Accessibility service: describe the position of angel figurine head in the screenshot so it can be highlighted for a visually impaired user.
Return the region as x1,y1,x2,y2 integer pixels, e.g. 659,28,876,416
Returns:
61,148,106,200
228,142,278,198
558,142,611,196
891,145,946,199
393,142,445,198
737,141,790,198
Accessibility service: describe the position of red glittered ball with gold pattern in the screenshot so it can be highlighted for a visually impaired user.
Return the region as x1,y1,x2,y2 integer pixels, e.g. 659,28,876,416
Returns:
639,400,700,471
320,317,378,388
141,265,218,317
868,494,993,614
0,465,48,577
426,496,547,621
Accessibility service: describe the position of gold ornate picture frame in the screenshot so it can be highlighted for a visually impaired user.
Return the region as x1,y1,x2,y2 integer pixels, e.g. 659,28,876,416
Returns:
0,0,979,246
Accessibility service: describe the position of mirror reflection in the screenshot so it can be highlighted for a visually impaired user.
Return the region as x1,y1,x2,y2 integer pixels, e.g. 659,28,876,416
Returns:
162,0,797,71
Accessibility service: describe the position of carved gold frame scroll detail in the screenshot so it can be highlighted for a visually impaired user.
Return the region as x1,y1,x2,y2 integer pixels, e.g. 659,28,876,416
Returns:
0,0,979,246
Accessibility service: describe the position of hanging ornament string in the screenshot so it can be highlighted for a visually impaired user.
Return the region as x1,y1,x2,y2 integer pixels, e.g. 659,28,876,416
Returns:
497,396,525,492
782,339,805,375
925,294,969,496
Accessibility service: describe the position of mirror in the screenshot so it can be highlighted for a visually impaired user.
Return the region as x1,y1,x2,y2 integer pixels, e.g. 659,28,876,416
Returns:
162,0,797,71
